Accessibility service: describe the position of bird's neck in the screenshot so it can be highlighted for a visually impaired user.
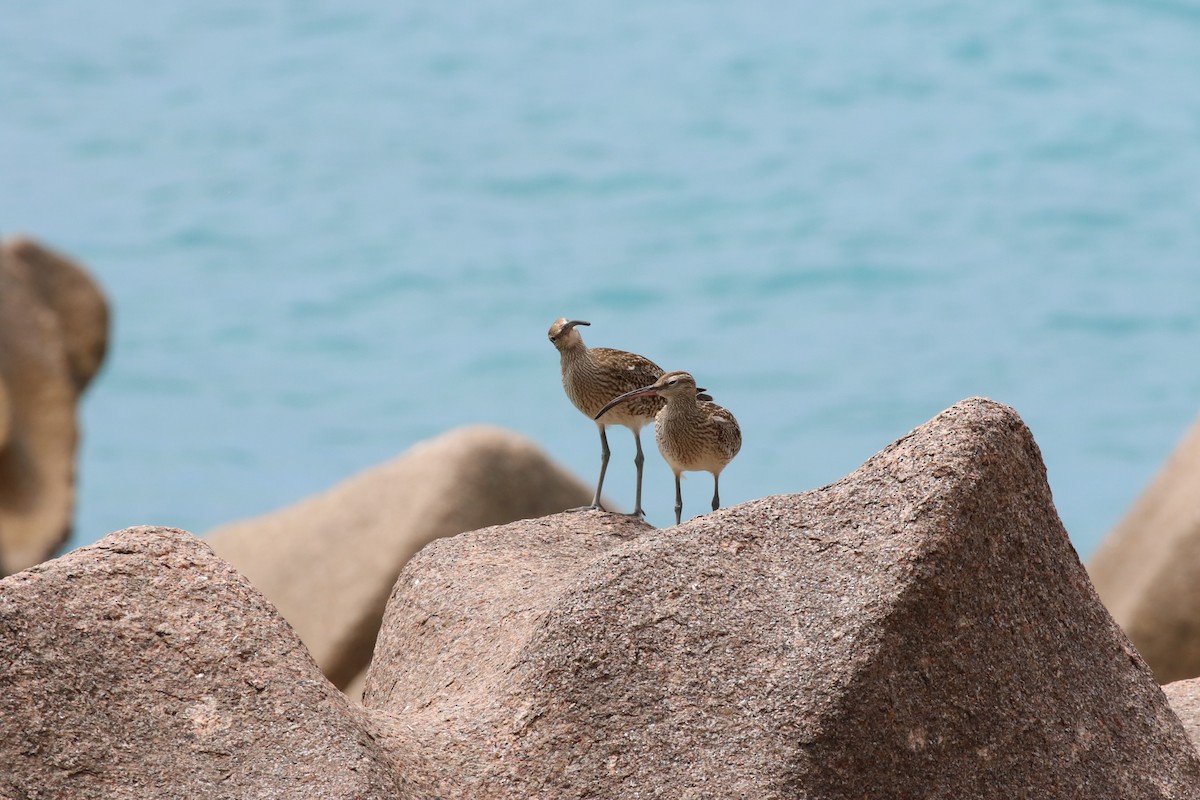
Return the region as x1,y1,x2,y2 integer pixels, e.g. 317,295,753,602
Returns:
560,342,593,372
659,394,703,422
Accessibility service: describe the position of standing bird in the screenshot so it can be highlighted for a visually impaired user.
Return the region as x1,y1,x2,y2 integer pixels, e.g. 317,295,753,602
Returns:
594,370,741,526
547,318,668,517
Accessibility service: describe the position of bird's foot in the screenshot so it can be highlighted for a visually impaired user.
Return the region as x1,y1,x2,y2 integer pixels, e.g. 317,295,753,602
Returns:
566,503,606,513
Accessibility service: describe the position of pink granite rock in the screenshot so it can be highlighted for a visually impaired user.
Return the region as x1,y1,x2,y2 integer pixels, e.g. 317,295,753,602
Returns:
1164,677,1200,755
6,400,1197,798
0,526,418,799
365,399,1200,798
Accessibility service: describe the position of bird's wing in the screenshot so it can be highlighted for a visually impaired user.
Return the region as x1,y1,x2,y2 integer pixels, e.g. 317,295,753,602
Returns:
705,404,743,460
591,348,664,388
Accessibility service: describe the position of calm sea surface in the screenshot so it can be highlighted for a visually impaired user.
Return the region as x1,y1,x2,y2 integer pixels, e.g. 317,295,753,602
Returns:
3,2,1199,555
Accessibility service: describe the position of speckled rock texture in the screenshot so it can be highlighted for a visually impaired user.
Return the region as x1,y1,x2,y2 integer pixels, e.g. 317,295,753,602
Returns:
365,398,1200,799
6,401,1197,798
206,425,592,693
1164,678,1200,754
0,236,108,575
1089,414,1200,684
0,526,419,800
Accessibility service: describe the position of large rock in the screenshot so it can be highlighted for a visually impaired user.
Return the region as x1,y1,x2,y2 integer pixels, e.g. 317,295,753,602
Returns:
7,401,1197,797
0,526,417,800
0,236,109,575
1164,678,1200,754
365,398,1200,798
1089,415,1200,684
205,425,592,692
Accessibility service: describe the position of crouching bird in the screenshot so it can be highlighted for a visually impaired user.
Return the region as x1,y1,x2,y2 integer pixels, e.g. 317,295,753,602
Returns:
594,370,741,525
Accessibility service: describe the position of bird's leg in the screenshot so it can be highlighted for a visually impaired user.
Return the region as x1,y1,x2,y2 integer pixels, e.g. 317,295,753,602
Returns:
593,426,611,509
674,474,683,526
629,429,647,517
711,474,720,512
570,425,610,512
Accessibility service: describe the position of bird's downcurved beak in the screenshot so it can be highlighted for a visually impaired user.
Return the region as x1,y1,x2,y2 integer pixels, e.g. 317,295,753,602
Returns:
563,319,591,331
593,384,659,420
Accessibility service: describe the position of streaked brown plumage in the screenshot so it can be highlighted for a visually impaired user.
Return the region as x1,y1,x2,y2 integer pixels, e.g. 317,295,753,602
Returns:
548,318,665,516
595,370,741,525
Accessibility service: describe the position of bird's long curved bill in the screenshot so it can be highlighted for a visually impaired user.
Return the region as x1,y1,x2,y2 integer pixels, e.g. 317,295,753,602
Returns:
593,385,659,420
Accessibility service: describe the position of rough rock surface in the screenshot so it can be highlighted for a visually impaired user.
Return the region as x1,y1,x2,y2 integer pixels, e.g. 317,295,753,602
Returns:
7,401,1197,798
206,425,592,691
365,398,1200,799
1164,678,1200,754
1089,415,1200,684
0,236,109,575
0,526,417,800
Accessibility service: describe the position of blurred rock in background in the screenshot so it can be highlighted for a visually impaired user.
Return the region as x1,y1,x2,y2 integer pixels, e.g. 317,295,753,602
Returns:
0,236,108,576
1090,414,1200,684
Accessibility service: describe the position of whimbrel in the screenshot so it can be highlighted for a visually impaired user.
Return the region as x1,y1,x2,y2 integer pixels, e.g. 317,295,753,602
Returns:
594,370,741,525
549,318,707,517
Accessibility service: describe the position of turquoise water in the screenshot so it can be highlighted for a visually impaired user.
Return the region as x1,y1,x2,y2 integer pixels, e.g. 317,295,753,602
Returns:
3,2,1199,555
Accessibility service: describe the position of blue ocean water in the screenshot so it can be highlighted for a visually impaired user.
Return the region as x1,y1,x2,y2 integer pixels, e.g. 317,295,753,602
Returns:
2,2,1199,555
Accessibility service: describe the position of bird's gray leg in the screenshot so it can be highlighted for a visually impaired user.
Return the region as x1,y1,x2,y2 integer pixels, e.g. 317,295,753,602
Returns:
711,474,720,512
674,474,683,526
631,429,646,517
590,425,611,510
569,425,609,512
